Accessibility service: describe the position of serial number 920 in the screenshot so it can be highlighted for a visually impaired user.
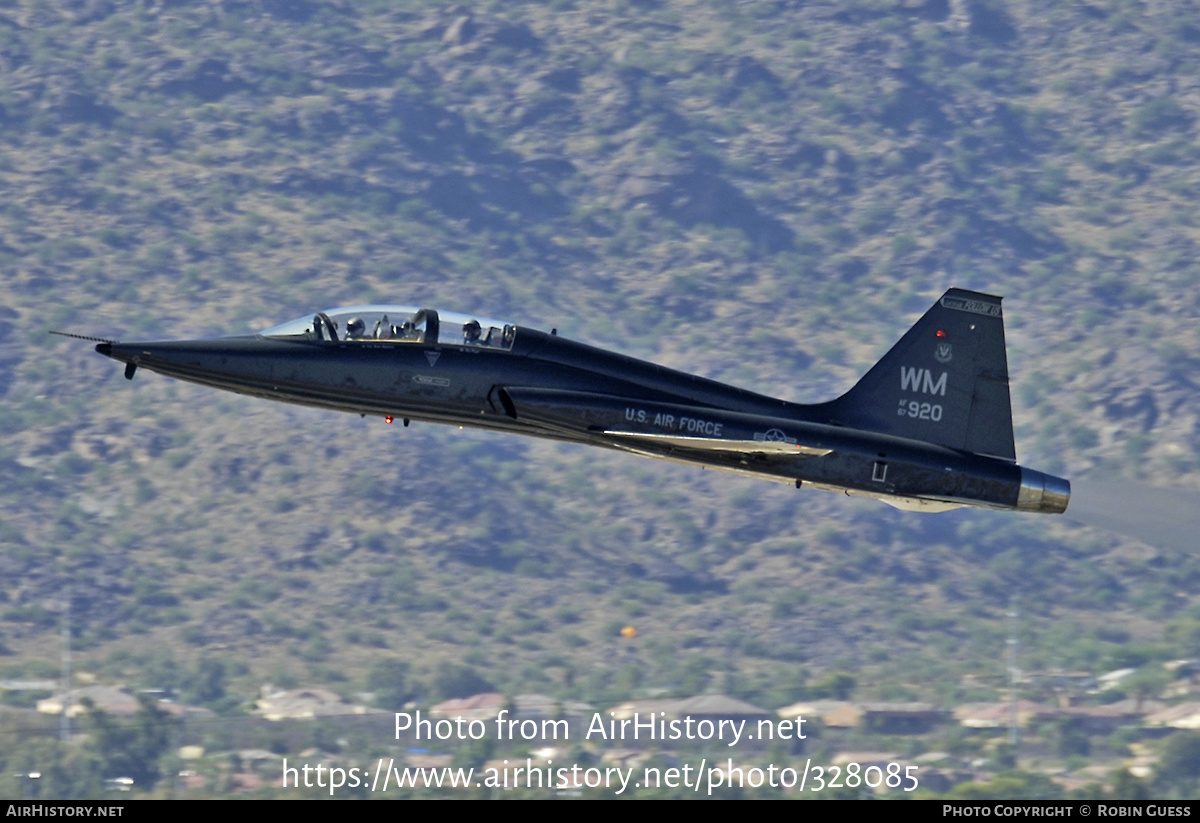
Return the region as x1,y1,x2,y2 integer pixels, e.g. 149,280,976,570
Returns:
897,399,943,421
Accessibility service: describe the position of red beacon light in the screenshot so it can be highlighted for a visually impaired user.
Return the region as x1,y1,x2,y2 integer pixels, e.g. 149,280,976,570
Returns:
936,329,947,338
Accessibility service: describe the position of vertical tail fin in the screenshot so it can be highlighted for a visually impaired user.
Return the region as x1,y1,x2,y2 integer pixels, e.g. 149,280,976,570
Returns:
825,289,1016,460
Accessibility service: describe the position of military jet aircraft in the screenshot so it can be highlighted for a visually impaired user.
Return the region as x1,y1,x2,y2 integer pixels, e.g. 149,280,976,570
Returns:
81,288,1068,514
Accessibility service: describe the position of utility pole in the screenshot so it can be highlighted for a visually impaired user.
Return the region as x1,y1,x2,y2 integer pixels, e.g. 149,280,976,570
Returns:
1007,596,1019,757
60,587,71,743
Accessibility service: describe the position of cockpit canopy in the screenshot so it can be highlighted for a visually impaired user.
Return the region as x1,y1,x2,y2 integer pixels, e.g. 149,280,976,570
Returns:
259,305,516,350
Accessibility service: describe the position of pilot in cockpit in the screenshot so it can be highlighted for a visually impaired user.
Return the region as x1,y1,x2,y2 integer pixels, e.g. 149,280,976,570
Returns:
345,317,366,339
463,319,482,345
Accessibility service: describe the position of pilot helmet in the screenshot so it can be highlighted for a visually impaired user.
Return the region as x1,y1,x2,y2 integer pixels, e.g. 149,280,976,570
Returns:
464,319,482,341
346,317,366,338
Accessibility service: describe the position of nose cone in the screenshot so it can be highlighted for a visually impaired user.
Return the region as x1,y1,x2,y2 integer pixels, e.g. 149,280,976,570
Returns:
1017,468,1071,514
95,340,149,364
96,341,142,378
96,340,158,379
94,335,307,394
96,340,168,379
94,337,268,381
96,340,172,379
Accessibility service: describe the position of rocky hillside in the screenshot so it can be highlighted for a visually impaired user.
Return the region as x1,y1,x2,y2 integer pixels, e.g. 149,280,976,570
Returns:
1,0,1199,794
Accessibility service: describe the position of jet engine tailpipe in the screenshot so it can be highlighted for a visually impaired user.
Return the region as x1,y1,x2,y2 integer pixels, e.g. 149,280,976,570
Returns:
1017,468,1071,514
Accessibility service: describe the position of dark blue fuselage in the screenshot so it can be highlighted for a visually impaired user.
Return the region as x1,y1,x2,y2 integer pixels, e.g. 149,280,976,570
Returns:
96,312,1068,516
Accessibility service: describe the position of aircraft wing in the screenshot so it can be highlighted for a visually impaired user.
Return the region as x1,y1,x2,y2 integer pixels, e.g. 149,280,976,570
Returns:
497,387,833,459
602,429,831,457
